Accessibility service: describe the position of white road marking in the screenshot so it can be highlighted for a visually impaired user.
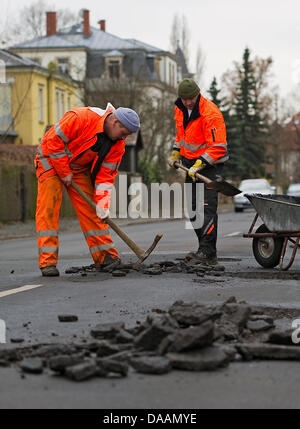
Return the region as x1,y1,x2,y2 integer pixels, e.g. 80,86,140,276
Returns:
224,231,241,238
0,284,43,299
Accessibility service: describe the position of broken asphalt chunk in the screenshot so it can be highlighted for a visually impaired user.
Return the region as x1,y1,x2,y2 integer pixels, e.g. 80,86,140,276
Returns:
164,321,215,353
168,301,221,327
65,361,98,381
90,321,125,340
167,346,229,371
112,270,127,277
20,357,44,374
246,319,274,332
58,315,78,322
96,358,128,377
134,323,175,351
130,356,171,375
236,343,300,360
48,354,84,373
267,329,296,346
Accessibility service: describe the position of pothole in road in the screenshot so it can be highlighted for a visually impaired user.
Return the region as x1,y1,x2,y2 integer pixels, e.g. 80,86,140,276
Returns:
224,271,300,281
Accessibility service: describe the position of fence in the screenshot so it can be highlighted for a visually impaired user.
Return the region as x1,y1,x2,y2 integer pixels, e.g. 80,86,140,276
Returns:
0,163,75,222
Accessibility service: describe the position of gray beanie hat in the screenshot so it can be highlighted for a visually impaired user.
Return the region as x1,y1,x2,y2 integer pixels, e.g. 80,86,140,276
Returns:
115,107,140,133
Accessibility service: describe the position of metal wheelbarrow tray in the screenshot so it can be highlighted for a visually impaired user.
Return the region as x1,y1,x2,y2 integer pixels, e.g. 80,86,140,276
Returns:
243,194,300,271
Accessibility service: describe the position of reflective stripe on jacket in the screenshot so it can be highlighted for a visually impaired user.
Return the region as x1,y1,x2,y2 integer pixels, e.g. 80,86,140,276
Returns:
35,105,125,208
173,95,229,165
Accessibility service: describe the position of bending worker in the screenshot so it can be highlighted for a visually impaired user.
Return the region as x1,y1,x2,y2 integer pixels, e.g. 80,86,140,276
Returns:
168,78,228,265
35,104,140,276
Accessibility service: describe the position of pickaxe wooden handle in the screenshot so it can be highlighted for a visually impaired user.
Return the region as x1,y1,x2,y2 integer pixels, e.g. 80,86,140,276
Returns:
71,181,163,267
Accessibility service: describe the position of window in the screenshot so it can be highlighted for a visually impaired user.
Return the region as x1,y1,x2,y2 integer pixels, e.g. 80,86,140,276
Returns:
38,84,44,122
109,61,120,79
57,58,69,75
61,91,65,115
67,93,71,111
55,88,65,121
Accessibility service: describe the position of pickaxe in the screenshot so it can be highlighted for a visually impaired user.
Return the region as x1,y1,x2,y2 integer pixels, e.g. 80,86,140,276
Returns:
71,181,163,268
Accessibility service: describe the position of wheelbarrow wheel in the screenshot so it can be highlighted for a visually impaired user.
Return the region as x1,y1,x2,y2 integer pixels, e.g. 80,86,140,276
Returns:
252,224,284,268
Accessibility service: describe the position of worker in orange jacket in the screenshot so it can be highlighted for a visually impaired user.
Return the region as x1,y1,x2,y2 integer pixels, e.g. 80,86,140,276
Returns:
168,79,228,264
35,104,140,276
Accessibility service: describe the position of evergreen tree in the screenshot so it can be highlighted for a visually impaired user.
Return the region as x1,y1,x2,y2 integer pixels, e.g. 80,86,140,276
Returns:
208,76,222,106
227,48,267,179
207,77,234,179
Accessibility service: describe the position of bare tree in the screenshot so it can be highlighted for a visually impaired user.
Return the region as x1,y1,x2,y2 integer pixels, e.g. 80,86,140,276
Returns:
195,45,206,88
2,0,78,47
181,15,190,70
221,54,274,119
169,13,190,68
85,77,175,180
169,14,180,54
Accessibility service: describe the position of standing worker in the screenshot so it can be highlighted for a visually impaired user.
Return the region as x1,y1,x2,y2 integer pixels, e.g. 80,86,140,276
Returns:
168,79,228,264
35,104,140,276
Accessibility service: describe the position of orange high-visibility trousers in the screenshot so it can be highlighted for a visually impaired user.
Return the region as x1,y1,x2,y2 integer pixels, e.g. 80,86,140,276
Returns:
36,172,119,268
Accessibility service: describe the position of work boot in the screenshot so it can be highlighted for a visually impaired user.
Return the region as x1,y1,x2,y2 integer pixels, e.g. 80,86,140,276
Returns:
191,251,218,265
40,265,60,277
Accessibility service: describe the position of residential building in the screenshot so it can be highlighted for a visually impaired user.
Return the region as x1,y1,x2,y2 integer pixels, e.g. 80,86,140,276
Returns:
0,49,79,145
9,9,180,92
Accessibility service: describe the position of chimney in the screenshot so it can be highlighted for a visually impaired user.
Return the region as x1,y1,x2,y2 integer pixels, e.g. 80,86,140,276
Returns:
83,9,90,37
98,20,106,32
46,11,56,36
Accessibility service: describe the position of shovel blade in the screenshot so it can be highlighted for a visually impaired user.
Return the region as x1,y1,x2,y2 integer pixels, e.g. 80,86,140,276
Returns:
207,179,241,196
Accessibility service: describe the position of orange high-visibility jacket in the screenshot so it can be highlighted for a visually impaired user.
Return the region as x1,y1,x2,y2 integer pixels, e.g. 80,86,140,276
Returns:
35,105,125,208
173,95,229,165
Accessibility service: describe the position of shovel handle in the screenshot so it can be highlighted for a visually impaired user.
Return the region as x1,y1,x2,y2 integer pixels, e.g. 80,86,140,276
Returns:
174,162,213,185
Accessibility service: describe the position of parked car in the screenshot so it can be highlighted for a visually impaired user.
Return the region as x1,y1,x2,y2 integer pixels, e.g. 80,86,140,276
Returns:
233,179,276,212
287,183,300,197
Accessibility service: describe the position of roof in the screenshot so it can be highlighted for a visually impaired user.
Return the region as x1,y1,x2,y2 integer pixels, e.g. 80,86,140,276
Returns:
10,25,168,54
0,49,80,85
282,112,300,151
125,39,163,53
175,44,193,78
103,50,124,57
86,49,156,80
0,49,43,68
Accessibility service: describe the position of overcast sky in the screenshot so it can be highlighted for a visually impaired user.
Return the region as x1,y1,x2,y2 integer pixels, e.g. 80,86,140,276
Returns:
3,0,300,99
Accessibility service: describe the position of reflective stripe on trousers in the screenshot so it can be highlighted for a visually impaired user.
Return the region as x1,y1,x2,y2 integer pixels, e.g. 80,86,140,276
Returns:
36,173,119,268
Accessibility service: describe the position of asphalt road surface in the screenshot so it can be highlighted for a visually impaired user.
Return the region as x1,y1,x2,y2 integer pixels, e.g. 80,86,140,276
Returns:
0,209,300,409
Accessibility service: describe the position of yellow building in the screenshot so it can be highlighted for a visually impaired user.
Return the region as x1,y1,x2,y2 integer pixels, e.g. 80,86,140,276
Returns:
0,50,80,146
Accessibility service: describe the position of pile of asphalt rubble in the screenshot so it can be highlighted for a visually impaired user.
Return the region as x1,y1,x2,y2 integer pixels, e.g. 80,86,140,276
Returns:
65,258,226,277
0,297,299,381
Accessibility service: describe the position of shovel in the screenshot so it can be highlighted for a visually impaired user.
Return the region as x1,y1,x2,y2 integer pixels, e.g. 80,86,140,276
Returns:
71,181,163,268
174,162,241,196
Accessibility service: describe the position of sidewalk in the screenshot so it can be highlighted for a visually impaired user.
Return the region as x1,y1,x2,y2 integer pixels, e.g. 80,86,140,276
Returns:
0,203,234,241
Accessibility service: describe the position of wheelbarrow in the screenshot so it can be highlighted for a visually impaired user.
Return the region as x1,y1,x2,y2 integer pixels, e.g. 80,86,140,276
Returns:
243,194,300,271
